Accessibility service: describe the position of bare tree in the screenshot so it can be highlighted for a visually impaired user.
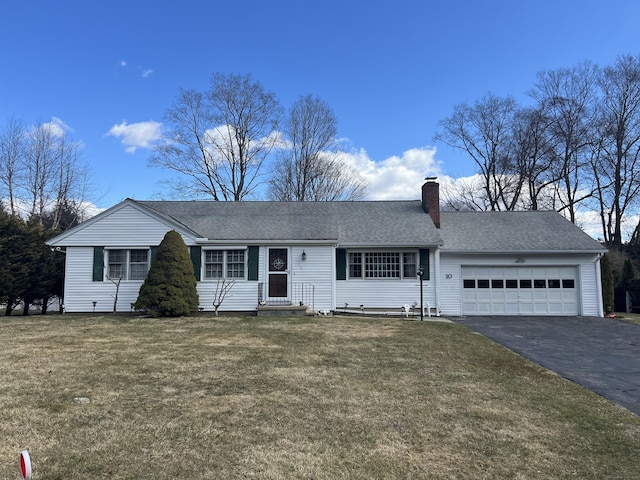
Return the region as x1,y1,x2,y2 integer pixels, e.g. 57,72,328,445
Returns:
0,117,25,216
150,73,281,201
434,94,520,211
107,275,124,314
439,177,493,211
212,277,235,316
510,106,557,210
20,120,90,227
42,134,90,230
530,62,600,222
24,121,59,221
592,55,640,246
0,117,93,229
268,94,367,201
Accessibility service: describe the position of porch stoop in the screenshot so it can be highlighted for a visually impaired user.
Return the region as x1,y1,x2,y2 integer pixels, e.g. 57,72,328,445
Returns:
256,304,313,317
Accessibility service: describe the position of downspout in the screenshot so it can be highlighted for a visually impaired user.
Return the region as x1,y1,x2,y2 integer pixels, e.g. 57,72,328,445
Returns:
331,244,338,312
434,247,441,316
595,252,604,317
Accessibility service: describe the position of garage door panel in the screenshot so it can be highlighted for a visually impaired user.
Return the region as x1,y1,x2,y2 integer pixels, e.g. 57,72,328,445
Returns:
519,291,534,301
490,291,505,301
505,302,519,314
519,302,535,314
548,291,562,302
548,302,564,314
476,304,492,314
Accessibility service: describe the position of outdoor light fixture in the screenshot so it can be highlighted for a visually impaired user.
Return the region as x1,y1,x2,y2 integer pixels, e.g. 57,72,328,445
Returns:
302,250,307,261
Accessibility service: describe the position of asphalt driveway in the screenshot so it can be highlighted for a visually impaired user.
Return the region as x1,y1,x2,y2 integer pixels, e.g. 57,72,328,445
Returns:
453,316,640,416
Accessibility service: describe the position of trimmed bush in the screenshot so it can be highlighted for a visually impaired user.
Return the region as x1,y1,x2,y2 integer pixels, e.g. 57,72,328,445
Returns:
134,230,199,316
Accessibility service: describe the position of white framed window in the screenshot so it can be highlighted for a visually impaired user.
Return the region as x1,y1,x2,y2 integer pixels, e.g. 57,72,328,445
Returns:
349,252,362,278
403,252,417,278
107,249,149,280
204,249,245,279
348,251,417,280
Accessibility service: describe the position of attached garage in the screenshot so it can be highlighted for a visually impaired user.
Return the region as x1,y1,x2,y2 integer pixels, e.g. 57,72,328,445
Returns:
436,209,607,318
461,266,578,316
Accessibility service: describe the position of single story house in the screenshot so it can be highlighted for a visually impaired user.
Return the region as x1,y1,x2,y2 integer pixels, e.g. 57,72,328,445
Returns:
47,179,607,317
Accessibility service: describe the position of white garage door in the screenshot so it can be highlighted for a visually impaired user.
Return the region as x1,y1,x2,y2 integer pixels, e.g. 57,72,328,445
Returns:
461,266,578,316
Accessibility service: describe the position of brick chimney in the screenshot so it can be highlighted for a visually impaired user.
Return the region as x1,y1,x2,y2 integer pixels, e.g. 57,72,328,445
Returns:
422,177,440,228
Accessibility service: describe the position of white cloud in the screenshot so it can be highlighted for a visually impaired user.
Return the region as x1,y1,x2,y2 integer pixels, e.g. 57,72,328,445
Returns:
40,117,72,137
337,146,445,200
142,69,154,78
119,60,127,67
107,120,162,153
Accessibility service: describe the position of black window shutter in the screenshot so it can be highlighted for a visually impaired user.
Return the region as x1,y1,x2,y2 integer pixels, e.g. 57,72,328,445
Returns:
336,248,347,280
93,247,104,282
190,246,202,281
247,246,259,281
419,248,430,280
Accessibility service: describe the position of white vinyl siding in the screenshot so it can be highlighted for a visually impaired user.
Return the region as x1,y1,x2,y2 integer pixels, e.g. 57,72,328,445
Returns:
337,249,435,309
63,247,151,313
52,203,191,247
579,261,601,317
197,246,335,313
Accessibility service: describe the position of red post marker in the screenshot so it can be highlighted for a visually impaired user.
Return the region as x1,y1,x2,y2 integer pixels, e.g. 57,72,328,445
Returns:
20,450,32,480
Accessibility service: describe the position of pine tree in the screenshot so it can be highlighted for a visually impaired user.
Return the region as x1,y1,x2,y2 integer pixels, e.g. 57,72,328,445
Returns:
134,230,199,317
0,211,30,315
601,254,614,314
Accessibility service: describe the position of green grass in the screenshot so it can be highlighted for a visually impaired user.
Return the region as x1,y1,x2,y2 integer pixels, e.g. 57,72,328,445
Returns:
613,312,640,325
1,314,639,479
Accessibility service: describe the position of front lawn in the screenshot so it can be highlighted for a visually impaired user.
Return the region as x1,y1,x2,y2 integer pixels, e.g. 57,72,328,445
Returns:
1,315,639,479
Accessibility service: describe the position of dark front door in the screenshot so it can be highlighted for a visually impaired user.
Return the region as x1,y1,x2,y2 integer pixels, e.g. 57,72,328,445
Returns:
268,248,288,298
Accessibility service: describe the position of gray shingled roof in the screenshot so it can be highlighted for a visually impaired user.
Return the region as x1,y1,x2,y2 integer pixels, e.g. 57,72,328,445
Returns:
439,210,605,252
136,200,443,246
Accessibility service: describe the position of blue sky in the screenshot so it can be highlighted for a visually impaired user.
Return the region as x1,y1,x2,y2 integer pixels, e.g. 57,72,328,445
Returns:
2,0,640,209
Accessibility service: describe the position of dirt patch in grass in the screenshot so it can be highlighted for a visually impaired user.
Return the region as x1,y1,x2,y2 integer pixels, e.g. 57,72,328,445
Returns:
1,315,639,479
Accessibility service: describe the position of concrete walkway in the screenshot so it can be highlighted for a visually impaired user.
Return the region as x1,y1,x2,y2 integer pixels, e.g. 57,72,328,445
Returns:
453,316,640,416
